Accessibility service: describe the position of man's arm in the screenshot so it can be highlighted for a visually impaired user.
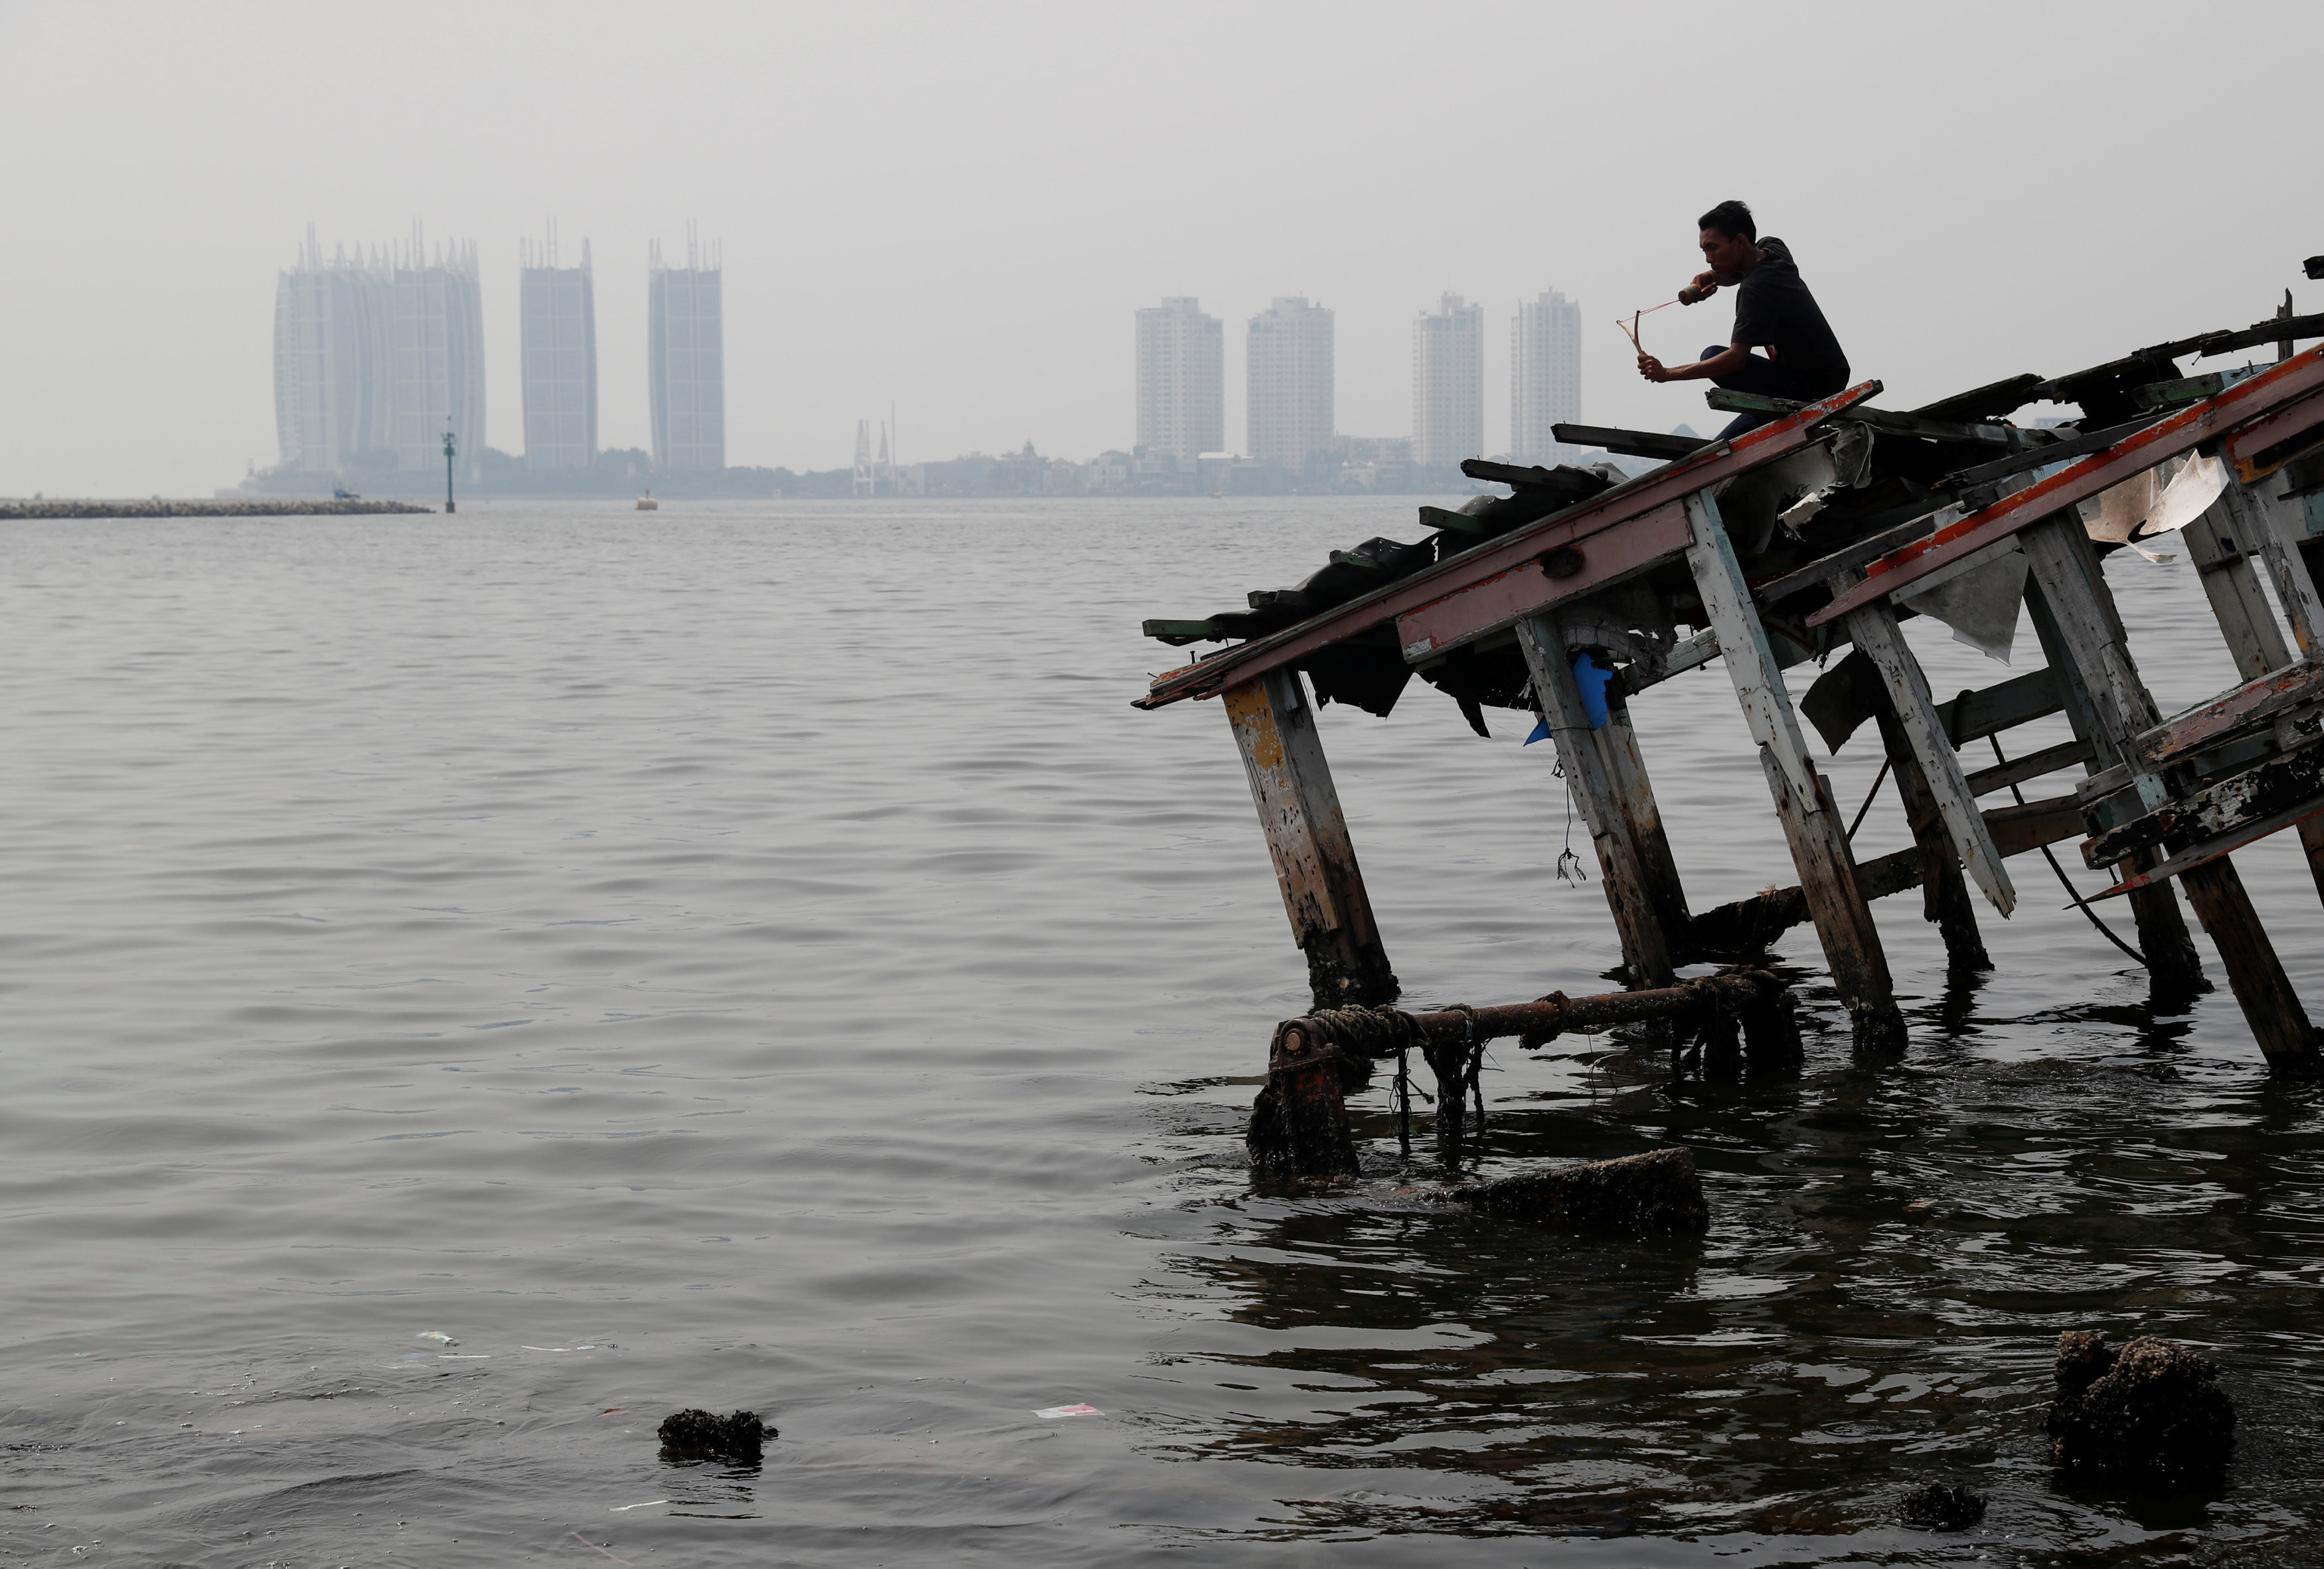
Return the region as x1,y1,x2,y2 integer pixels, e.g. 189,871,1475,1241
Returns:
1638,343,1751,384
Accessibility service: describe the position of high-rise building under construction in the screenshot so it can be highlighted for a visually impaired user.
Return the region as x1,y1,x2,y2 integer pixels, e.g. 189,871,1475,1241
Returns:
648,240,725,471
272,230,484,475
521,232,598,471
274,236,392,473
388,238,486,471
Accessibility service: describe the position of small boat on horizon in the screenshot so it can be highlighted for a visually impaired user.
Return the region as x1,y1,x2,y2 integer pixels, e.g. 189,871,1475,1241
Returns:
635,490,659,511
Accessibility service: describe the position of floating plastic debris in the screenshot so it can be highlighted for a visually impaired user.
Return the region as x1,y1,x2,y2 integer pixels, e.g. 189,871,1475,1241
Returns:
416,1332,456,1346
1034,1403,1102,1419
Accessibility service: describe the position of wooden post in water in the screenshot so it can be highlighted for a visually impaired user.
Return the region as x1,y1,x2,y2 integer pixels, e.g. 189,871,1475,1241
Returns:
2021,515,2317,1069
1684,491,1905,1050
2184,499,2324,906
1515,613,1678,989
1874,704,1993,971
2022,576,2204,989
1224,668,1400,1010
1599,685,1695,952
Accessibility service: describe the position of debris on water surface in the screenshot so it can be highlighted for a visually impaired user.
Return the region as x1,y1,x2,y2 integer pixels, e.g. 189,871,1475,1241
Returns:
416,1332,456,1346
1448,1147,1709,1233
1034,1403,1102,1418
657,1408,771,1465
2047,1330,2234,1485
1898,1483,1987,1530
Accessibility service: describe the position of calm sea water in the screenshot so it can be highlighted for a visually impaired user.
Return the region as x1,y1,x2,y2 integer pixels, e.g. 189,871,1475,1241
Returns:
1,498,2319,1566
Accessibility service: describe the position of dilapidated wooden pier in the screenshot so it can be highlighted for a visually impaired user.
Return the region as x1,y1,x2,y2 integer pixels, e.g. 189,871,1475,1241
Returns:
1137,282,2324,1174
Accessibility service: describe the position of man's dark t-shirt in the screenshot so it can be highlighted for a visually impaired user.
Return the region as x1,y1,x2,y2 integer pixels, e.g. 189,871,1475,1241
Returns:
1729,237,1848,394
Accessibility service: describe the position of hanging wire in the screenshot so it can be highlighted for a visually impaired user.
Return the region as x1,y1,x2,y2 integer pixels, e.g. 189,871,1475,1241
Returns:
1987,732,2148,966
1394,1046,1412,1159
1845,757,1892,842
1552,757,1588,883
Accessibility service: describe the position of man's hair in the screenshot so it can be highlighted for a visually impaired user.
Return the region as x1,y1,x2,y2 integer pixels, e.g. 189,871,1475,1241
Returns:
1698,200,1756,242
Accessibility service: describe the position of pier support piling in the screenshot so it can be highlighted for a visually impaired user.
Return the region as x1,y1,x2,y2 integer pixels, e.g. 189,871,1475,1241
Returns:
1224,669,1399,1011
1685,491,1904,1050
1517,612,1679,989
2023,515,2317,1069
2187,497,2324,908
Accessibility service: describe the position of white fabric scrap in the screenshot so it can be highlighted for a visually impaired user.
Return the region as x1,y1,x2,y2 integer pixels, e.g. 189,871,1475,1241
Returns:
2078,455,2226,564
1896,539,2029,664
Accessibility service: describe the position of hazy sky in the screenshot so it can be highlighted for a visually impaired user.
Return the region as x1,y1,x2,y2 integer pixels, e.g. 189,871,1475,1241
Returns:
4,0,2317,495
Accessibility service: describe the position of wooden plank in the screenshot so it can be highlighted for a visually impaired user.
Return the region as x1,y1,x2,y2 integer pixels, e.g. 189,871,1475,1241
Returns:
1707,388,2061,449
1516,615,1676,989
1913,372,2044,421
1965,738,2093,797
2224,388,2324,483
2023,521,2312,1058
1224,669,1399,1009
1841,582,2017,915
2084,743,2324,867
1684,489,1901,1046
1811,344,2324,628
1418,505,1495,538
1618,628,1720,697
1396,502,1690,660
1137,381,1882,711
1752,502,1953,608
2137,659,2323,768
2093,796,2324,901
1552,424,1710,460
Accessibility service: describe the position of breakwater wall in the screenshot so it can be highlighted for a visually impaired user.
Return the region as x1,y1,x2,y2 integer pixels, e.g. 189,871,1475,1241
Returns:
0,499,434,521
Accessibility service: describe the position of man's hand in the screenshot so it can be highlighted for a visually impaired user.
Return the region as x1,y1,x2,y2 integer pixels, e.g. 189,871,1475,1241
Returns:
1637,353,1673,384
1678,271,1720,306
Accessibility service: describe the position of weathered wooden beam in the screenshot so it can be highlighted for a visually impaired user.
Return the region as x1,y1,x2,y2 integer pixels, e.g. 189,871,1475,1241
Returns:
1706,388,2060,450
2021,517,2315,1068
1812,345,2324,627
1224,668,1400,1009
1552,424,1710,460
2137,659,2323,769
1689,793,2082,956
1684,489,1903,1049
2219,474,2324,655
1840,577,2017,915
2023,548,2206,990
1965,738,2093,797
1396,502,1691,661
2183,500,2324,906
2083,744,2324,867
1517,615,1677,989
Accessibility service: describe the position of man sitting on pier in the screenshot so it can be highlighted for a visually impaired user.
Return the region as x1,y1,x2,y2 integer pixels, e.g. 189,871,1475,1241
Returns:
1635,199,1850,438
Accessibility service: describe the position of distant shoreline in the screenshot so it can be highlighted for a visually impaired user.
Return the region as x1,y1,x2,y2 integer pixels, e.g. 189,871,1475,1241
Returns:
0,499,435,520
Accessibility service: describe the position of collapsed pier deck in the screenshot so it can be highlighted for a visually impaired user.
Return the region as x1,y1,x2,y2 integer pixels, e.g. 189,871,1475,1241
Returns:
1138,295,2324,1165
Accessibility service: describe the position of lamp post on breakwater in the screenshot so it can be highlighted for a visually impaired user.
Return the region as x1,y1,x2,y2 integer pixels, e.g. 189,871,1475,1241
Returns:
443,424,457,514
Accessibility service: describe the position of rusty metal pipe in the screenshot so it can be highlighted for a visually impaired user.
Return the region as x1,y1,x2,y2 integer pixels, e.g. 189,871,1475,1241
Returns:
1277,969,1789,1060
